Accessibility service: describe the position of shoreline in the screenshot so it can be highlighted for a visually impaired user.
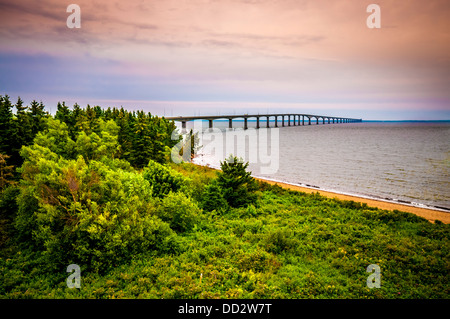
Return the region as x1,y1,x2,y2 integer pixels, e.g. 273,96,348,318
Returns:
191,160,449,224
252,176,449,224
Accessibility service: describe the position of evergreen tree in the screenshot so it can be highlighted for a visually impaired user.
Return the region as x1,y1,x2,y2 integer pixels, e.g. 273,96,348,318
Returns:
216,155,258,208
0,95,18,166
200,179,228,212
15,97,33,147
131,110,153,168
29,100,47,137
55,101,71,125
70,103,83,139
116,107,133,162
0,153,15,190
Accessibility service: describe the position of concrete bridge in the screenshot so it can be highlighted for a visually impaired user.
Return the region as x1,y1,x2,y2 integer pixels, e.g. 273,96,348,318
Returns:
166,113,362,130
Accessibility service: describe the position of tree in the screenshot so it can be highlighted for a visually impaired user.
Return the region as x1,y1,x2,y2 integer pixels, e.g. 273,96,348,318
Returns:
16,137,176,271
33,117,76,159
29,100,47,137
0,95,16,163
216,155,258,208
15,97,33,147
0,153,15,191
55,101,71,124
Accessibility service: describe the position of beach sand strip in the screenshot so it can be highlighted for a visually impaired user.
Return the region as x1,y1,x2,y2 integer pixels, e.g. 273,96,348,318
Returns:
254,177,449,224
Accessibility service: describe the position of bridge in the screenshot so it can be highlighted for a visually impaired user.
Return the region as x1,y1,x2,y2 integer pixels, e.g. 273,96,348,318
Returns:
166,113,362,130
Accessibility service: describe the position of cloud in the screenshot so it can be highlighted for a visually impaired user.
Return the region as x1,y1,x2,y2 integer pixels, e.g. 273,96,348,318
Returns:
0,0,449,119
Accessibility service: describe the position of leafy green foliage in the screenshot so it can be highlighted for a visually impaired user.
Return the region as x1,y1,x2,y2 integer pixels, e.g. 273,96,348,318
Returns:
200,179,229,213
143,160,188,198
16,144,175,272
0,96,448,299
216,155,258,208
0,185,19,249
1,163,449,298
0,154,15,191
157,192,201,233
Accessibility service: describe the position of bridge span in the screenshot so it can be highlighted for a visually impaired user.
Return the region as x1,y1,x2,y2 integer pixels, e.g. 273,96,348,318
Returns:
166,113,362,130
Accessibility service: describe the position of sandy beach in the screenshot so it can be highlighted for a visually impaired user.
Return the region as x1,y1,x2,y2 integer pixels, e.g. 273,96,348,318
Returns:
254,177,449,224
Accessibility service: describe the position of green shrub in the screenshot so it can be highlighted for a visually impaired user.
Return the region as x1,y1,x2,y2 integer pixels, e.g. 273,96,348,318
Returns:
16,145,176,272
157,192,201,233
264,228,297,254
143,160,188,198
200,179,229,213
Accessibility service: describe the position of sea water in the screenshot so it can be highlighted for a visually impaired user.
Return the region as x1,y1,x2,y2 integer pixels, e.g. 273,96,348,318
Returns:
184,121,450,211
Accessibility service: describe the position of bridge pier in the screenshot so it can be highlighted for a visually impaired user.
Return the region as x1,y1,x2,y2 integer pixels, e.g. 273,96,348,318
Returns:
168,114,361,132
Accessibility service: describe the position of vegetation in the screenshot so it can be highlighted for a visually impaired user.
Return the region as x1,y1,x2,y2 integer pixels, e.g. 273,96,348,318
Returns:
0,95,448,299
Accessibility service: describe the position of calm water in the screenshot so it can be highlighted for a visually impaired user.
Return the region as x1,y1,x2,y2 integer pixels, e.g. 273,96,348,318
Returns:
187,121,450,211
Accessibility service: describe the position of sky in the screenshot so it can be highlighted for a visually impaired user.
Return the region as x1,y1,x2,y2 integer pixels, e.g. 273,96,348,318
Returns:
0,0,449,120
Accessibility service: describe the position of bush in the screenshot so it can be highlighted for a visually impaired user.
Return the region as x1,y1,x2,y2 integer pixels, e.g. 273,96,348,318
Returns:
143,160,188,198
16,145,176,272
200,179,229,213
157,192,201,233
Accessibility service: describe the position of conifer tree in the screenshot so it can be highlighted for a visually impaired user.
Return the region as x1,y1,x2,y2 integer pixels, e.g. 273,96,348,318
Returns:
217,155,258,208
15,97,32,147
29,100,47,137
0,153,15,190
55,101,71,125
0,95,17,165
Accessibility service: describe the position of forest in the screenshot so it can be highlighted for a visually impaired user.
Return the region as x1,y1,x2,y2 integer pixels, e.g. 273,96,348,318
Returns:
0,94,448,299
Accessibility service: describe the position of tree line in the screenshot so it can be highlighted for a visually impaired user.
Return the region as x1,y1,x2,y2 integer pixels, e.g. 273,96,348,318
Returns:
0,94,179,172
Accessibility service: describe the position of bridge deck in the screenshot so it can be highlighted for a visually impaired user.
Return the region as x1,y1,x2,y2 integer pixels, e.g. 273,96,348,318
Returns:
165,113,362,129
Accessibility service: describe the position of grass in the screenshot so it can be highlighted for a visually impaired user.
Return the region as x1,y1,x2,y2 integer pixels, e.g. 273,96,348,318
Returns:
0,163,448,299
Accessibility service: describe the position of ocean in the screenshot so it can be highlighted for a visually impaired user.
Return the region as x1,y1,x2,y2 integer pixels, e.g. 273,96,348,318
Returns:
181,120,450,211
